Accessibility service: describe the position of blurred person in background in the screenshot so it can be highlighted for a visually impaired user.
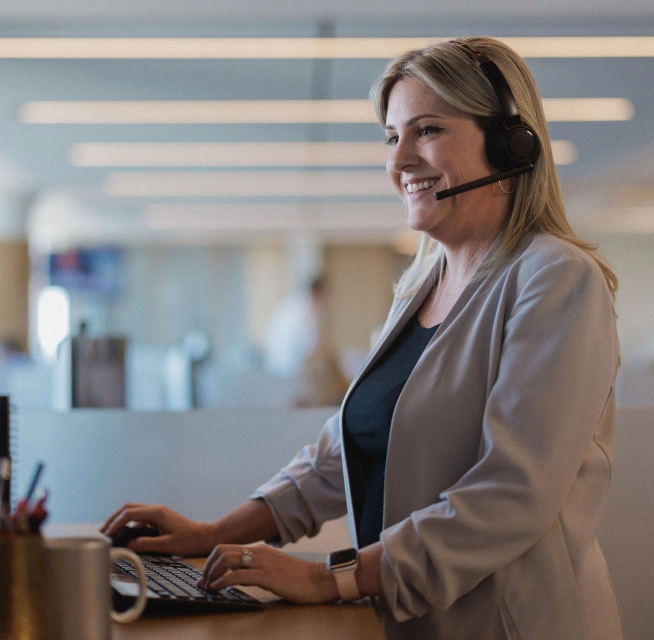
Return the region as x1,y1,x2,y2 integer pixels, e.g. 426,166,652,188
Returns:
264,276,348,407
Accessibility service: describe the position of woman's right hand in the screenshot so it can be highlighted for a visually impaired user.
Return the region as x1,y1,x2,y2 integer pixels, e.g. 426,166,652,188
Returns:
100,503,217,557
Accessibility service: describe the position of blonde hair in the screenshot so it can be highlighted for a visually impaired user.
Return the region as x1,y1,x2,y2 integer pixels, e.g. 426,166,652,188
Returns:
370,36,617,299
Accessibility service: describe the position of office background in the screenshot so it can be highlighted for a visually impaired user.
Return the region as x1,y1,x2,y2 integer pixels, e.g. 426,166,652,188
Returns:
1,3,653,638
1,3,654,408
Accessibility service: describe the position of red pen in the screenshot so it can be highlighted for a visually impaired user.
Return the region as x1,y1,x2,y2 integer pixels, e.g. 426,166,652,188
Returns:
29,489,49,533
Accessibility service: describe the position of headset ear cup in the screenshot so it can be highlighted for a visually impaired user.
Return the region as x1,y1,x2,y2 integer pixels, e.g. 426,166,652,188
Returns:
485,119,540,171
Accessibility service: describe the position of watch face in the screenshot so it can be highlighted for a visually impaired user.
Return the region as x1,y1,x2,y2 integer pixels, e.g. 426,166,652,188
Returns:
328,548,357,570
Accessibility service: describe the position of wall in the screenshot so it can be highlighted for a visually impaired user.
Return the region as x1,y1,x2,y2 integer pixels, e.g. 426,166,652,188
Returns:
107,245,245,356
243,243,289,348
0,240,29,350
597,407,654,640
20,232,654,409
324,244,402,353
589,233,654,362
243,242,402,359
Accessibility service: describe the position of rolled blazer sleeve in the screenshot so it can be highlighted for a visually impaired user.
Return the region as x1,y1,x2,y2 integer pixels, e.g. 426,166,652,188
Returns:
380,249,619,619
251,412,348,546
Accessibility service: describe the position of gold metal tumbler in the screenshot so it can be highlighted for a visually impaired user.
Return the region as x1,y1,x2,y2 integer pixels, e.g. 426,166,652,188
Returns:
0,535,47,640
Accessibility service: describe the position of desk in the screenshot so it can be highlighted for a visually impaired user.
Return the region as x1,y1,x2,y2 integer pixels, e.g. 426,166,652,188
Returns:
112,599,382,640
45,523,385,640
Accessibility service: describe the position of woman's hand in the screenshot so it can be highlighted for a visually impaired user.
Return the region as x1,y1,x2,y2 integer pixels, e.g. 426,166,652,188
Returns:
100,503,217,557
199,544,340,605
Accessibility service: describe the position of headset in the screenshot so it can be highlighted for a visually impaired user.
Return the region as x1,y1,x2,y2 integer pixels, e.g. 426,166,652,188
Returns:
434,42,541,200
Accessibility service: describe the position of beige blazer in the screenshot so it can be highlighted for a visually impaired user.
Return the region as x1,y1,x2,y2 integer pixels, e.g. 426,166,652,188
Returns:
255,233,624,640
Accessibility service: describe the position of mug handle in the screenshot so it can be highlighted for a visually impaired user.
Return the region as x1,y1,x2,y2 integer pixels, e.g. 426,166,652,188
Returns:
110,548,148,623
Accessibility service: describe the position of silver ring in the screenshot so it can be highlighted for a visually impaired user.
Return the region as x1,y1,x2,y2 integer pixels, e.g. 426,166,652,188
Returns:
241,548,253,568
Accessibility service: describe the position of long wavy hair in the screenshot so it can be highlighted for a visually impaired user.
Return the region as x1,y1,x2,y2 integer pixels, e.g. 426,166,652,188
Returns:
370,36,617,299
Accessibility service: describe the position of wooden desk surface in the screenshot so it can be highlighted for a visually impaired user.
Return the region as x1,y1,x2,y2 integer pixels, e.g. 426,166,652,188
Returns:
45,523,385,640
112,601,383,640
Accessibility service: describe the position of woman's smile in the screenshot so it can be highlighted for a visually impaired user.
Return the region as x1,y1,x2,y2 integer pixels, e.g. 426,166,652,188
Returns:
404,179,439,195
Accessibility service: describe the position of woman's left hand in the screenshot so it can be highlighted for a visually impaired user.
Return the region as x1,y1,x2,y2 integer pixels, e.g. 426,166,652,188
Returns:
199,544,340,604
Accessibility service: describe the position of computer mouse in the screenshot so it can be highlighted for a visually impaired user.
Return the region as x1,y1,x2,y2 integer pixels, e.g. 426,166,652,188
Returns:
111,524,161,548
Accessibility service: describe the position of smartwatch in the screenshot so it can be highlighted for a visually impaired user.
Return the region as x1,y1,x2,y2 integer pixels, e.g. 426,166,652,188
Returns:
327,548,361,601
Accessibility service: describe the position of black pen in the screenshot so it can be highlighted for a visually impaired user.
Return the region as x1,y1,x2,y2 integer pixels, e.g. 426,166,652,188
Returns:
0,457,11,530
0,457,9,503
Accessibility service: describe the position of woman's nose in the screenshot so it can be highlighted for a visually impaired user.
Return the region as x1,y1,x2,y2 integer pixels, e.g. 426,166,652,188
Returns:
386,138,419,175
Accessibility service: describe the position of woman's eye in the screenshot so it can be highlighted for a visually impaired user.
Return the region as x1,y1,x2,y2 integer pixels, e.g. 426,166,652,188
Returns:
384,134,398,146
418,126,440,137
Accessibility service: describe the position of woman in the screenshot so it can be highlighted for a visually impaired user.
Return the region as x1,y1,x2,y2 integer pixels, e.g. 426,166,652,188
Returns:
102,37,623,639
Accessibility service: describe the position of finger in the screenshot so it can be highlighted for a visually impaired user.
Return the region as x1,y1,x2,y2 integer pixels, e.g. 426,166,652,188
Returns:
100,502,152,533
201,547,243,587
101,509,137,536
200,546,222,584
103,505,163,537
100,503,146,533
102,509,143,537
209,568,262,591
200,549,232,586
202,544,236,576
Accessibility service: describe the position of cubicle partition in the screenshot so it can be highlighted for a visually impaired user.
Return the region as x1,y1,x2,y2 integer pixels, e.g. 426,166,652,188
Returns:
11,407,336,523
596,407,653,640
12,406,653,640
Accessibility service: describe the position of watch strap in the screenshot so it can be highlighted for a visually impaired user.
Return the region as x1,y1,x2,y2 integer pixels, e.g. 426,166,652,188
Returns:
332,566,361,601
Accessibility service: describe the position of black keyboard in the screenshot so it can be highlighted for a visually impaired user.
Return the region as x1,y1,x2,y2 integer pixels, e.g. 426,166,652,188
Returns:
111,554,265,613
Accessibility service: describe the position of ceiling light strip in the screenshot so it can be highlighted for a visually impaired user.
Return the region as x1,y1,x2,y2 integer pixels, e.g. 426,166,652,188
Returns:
0,37,432,59
69,141,388,167
1,37,654,59
19,100,375,124
543,98,634,121
504,37,654,58
104,169,396,197
71,139,576,166
21,98,634,124
145,202,405,231
550,140,577,165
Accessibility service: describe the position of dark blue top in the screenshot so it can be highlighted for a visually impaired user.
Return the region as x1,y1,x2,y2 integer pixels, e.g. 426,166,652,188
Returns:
343,314,439,547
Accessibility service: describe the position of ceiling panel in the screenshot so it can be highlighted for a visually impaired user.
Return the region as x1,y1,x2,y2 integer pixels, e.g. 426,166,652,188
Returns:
0,10,652,246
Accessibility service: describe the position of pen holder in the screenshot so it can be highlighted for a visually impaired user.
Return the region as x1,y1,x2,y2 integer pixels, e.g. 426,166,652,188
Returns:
0,535,48,640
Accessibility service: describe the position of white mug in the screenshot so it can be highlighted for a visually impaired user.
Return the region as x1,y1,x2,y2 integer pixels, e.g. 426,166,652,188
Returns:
45,537,148,640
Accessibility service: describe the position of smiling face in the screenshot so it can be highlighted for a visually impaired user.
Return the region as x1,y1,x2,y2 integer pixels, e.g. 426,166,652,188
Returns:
385,76,509,244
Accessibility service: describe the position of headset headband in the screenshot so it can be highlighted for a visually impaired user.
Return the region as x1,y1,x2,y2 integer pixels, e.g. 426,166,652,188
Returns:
454,42,521,125
451,40,541,171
